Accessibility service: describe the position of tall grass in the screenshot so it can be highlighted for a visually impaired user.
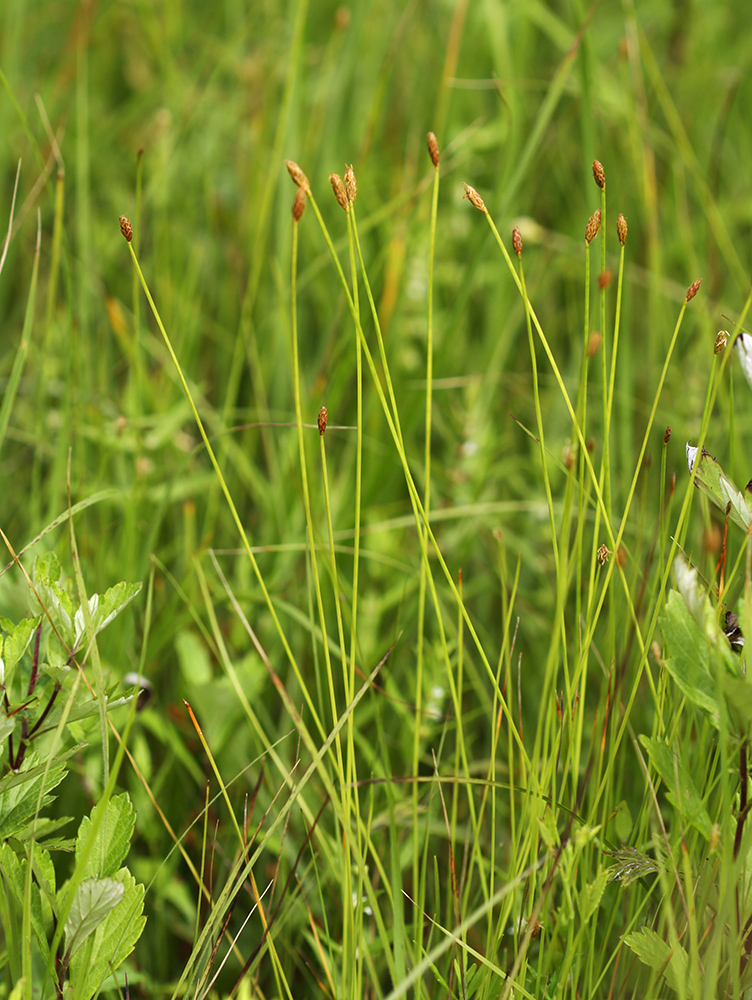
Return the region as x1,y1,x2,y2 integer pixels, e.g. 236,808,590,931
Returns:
1,1,752,997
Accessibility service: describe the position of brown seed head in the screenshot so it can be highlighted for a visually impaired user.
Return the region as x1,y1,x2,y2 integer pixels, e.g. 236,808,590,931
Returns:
462,183,486,213
427,131,440,167
318,406,328,436
285,160,310,193
344,164,357,204
563,443,575,470
664,425,671,444
714,330,728,354
585,208,601,244
330,172,348,211
587,437,596,454
592,159,606,189
616,546,627,568
512,226,523,257
617,214,627,247
292,188,306,222
685,278,702,303
587,331,602,357
597,544,610,566
119,215,133,243
598,269,613,290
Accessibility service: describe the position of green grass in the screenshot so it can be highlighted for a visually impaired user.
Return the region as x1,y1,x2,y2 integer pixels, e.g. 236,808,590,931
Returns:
2,1,752,997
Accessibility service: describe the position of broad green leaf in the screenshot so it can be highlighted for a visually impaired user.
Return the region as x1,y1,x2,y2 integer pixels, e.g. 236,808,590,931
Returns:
75,793,136,879
68,868,146,1000
63,877,124,957
640,736,713,840
2,616,41,672
0,842,50,960
72,581,141,653
579,869,608,924
623,926,688,993
660,591,720,723
673,556,717,639
0,750,70,839
175,628,213,685
686,444,752,532
32,553,73,639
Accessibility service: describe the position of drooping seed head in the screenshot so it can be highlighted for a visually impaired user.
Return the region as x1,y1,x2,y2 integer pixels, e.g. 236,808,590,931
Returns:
714,330,728,354
318,406,328,436
119,215,133,243
617,214,628,246
592,159,606,189
330,173,348,211
344,164,357,204
292,188,306,222
585,208,601,244
462,183,486,213
285,159,310,193
512,226,522,257
427,131,440,167
685,278,701,303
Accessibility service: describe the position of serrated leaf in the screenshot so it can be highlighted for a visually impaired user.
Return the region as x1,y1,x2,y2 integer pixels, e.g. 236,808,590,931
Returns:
623,926,688,993
64,877,124,957
0,842,50,960
0,750,70,840
660,591,720,722
68,868,146,1000
640,736,713,840
674,556,717,639
537,809,559,851
687,444,752,532
75,793,135,879
2,616,41,672
579,868,608,923
72,581,141,653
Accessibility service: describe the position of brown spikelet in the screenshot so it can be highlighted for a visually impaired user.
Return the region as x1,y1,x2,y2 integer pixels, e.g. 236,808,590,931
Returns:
427,131,440,167
119,215,133,243
592,160,606,189
714,330,728,354
587,331,602,357
292,188,306,222
318,406,328,436
285,160,310,193
462,183,486,213
344,164,357,204
616,546,627,568
598,269,613,290
664,425,671,444
512,226,522,257
685,278,702,303
617,214,627,246
585,208,601,244
597,544,610,566
330,173,348,211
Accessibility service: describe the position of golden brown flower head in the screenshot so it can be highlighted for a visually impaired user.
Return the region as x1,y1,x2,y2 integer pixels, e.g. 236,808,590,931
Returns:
685,278,702,303
427,131,440,167
664,425,671,444
318,406,328,436
292,188,306,222
119,215,133,243
597,544,610,566
330,173,348,211
344,164,357,204
598,269,613,290
714,330,728,355
585,208,601,244
285,160,310,193
592,159,606,190
512,226,522,257
617,214,628,247
462,183,486,213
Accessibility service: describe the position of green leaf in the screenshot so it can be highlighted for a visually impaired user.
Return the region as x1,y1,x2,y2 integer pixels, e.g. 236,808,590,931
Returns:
68,868,146,1000
660,591,720,722
640,736,713,840
63,876,124,957
0,750,71,840
2,616,42,672
175,628,213,685
579,868,608,924
623,926,688,993
0,842,50,960
687,445,752,532
605,846,661,886
72,581,141,653
75,793,136,879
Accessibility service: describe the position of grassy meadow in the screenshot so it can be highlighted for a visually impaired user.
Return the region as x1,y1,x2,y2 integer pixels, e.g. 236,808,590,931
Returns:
2,0,752,997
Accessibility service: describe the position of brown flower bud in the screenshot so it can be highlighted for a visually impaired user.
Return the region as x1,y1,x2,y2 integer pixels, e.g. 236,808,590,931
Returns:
119,215,133,243
285,160,310,193
512,226,522,257
714,330,728,354
587,331,602,357
597,544,610,566
330,172,348,211
592,159,606,189
616,546,627,568
427,131,440,167
587,437,596,454
344,164,357,203
685,278,701,303
292,188,306,222
616,214,627,246
462,183,486,213
664,425,671,444
598,269,613,290
318,406,328,436
585,208,601,244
